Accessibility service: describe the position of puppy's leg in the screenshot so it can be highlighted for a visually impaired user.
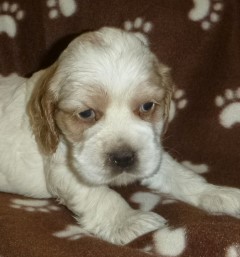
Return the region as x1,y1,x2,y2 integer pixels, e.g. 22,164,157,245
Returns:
49,166,166,245
142,152,240,218
73,186,166,244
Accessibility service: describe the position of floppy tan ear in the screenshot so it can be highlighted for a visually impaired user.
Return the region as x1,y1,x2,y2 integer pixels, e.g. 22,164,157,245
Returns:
156,61,174,133
28,64,60,155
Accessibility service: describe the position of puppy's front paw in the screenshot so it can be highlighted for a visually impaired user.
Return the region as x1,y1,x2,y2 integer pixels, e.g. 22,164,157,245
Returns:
198,186,240,218
81,210,166,245
109,210,166,245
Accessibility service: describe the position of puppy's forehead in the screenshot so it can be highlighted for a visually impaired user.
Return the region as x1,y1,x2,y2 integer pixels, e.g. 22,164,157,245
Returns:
58,28,157,97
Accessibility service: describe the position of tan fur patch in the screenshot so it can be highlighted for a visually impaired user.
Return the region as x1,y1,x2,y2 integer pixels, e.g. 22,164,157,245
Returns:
55,110,93,142
130,59,172,125
56,85,108,142
28,64,60,155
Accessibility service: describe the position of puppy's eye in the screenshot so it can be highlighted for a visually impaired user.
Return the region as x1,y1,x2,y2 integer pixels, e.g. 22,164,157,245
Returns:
139,102,155,113
78,109,95,120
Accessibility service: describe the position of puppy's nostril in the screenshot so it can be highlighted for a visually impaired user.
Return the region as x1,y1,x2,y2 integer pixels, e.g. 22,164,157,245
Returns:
109,150,135,168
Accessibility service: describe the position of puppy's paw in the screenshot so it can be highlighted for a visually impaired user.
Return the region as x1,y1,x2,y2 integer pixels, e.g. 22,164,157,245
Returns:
109,210,166,245
198,186,240,218
81,210,166,245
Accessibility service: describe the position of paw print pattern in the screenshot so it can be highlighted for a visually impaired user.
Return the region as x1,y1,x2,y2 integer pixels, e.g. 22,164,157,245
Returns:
123,17,153,45
124,17,153,33
181,161,209,174
168,89,188,122
10,198,60,212
215,88,240,128
140,245,154,254
188,0,224,30
0,2,25,38
130,192,161,211
161,199,178,205
53,225,91,240
153,227,187,256
47,0,77,19
226,244,240,257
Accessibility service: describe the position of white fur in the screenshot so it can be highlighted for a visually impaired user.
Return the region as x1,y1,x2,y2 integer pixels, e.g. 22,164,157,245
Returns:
0,74,50,197
0,27,240,245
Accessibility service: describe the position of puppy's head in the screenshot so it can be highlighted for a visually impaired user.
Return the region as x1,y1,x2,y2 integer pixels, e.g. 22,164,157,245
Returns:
28,27,173,185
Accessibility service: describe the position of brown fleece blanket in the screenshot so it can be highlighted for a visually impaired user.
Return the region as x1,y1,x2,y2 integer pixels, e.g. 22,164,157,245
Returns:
0,0,240,256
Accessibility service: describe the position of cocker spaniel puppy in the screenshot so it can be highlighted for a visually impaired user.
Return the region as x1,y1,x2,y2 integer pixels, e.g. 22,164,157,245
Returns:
0,27,239,244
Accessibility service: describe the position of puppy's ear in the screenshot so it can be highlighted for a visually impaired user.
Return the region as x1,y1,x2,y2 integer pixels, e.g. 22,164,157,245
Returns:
28,64,60,155
155,61,174,133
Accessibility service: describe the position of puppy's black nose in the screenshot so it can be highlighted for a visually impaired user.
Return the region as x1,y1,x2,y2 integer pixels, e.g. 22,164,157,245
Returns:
108,149,135,168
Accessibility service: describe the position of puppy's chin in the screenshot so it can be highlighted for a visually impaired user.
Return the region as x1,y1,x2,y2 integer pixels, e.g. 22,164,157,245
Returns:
72,165,157,187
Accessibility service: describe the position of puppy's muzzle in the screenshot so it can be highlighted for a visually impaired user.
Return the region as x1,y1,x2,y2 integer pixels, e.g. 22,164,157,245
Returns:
107,146,136,171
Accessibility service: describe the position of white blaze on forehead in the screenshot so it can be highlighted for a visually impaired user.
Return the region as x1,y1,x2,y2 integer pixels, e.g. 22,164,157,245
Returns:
57,28,156,99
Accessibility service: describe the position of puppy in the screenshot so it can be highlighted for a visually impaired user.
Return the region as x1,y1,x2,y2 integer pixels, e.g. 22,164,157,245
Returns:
0,27,239,245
